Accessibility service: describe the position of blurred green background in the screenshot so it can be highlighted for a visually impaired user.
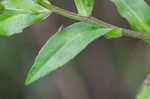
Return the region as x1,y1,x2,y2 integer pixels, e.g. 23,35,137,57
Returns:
0,0,150,99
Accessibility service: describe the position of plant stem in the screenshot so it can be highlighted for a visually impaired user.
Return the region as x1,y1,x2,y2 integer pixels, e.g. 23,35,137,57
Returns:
39,1,150,40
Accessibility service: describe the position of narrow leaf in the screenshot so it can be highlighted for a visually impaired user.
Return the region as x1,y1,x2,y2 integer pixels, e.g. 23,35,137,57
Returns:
74,0,94,16
0,0,51,36
112,0,150,34
136,74,150,99
104,28,122,39
0,10,49,36
25,22,120,85
2,0,49,12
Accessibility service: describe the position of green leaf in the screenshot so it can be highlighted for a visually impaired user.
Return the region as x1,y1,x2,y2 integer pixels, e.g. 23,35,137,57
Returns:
25,22,119,85
74,0,94,16
104,28,122,39
0,0,51,36
2,0,49,12
112,0,150,34
136,74,150,99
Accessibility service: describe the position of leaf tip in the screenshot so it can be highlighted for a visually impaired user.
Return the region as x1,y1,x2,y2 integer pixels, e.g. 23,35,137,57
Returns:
24,80,29,86
24,66,43,86
24,76,32,86
24,71,36,86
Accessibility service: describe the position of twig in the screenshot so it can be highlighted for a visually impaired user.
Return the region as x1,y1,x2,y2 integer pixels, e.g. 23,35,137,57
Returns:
39,1,150,40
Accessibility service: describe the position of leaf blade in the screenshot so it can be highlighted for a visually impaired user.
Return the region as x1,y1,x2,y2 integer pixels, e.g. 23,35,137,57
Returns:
74,0,94,16
112,0,150,34
25,22,120,85
136,74,150,99
0,10,48,36
0,0,51,36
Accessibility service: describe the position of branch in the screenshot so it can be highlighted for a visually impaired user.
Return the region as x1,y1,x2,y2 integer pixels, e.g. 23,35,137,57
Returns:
39,1,150,40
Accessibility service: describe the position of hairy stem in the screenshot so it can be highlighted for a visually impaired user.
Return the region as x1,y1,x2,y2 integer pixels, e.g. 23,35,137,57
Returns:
39,1,150,40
